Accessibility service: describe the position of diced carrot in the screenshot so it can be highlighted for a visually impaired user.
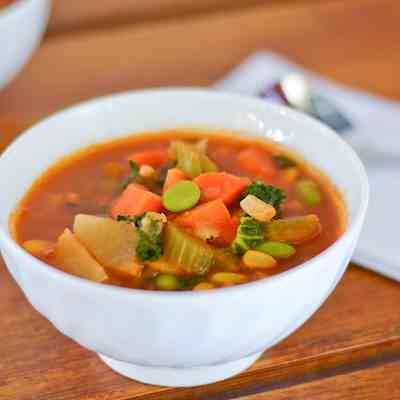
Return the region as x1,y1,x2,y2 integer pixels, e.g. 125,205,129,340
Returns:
237,148,278,181
111,183,162,218
163,168,186,193
174,199,235,245
194,172,250,205
129,149,169,169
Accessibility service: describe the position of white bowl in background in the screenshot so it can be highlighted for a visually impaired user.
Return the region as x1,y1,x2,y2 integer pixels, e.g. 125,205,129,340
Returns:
0,0,50,90
0,89,368,387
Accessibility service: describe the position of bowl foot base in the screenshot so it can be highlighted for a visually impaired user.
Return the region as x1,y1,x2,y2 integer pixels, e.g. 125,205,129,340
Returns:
98,351,262,387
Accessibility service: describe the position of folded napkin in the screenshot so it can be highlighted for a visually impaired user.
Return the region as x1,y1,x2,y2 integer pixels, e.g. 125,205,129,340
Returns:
215,52,400,282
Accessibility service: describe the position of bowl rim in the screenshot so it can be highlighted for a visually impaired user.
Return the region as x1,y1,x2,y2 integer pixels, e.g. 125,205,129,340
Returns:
0,87,369,299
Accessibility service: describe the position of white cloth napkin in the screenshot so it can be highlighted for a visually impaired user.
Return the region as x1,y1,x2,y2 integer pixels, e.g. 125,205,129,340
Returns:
215,52,400,282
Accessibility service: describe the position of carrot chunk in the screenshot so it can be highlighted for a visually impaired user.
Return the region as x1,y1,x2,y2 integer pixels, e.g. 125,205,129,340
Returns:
129,150,169,169
174,199,236,245
237,149,278,181
111,183,162,218
194,172,250,205
163,168,186,193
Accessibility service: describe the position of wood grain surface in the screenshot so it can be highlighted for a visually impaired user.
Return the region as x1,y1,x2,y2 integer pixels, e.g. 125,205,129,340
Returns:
1,0,399,398
47,0,315,37
1,261,399,400
237,361,400,399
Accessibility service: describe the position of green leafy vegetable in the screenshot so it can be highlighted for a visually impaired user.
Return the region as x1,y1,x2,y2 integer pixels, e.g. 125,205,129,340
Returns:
244,180,285,212
231,216,265,255
273,155,296,169
136,231,162,261
116,160,139,193
116,214,140,224
117,212,165,261
158,160,177,186
137,212,166,238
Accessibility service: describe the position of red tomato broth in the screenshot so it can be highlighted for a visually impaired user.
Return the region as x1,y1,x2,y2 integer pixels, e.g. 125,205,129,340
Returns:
12,130,347,290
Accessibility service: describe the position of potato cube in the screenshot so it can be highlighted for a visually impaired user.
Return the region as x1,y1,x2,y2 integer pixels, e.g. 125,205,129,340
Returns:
73,214,142,278
54,229,108,282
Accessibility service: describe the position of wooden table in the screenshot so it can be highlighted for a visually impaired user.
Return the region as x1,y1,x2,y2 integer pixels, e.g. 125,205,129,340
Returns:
1,0,400,398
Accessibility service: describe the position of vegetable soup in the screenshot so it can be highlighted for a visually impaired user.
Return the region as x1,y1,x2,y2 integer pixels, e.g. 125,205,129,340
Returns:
12,130,346,291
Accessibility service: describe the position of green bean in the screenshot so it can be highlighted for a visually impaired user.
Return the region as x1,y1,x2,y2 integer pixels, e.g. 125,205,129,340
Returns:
162,180,201,212
255,241,296,259
155,274,181,290
296,179,321,207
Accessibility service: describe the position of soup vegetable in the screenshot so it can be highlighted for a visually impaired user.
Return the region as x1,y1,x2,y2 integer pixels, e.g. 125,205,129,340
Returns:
13,131,346,291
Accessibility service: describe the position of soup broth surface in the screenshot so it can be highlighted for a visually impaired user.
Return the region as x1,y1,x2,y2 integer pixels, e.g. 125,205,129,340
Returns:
13,130,346,290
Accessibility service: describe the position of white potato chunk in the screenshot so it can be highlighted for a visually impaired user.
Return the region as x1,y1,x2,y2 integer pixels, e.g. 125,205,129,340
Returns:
54,229,108,282
73,214,142,278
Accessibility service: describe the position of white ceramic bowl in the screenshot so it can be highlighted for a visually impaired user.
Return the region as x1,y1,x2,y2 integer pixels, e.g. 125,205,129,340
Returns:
0,0,50,90
0,89,368,387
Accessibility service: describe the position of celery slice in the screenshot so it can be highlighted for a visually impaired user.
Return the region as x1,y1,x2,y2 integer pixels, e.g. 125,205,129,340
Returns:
265,215,322,244
173,141,218,178
163,223,215,275
200,153,218,173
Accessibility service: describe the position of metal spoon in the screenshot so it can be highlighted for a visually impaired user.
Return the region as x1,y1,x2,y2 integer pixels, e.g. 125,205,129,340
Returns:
260,74,353,134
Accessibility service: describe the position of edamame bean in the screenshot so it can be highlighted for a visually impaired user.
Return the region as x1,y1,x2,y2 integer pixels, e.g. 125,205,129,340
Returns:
296,179,321,207
155,274,181,290
162,180,201,212
255,241,296,259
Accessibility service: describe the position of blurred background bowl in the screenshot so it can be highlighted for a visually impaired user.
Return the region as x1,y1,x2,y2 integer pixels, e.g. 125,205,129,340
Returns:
0,0,50,90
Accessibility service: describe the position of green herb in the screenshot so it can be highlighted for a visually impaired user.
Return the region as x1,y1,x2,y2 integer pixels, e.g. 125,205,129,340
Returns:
158,161,177,186
231,216,265,255
273,155,296,169
136,230,162,261
116,214,138,223
117,212,164,262
245,180,285,212
116,160,139,193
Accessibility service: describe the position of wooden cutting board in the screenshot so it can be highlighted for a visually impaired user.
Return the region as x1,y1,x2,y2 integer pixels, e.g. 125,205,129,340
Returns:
1,0,400,398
